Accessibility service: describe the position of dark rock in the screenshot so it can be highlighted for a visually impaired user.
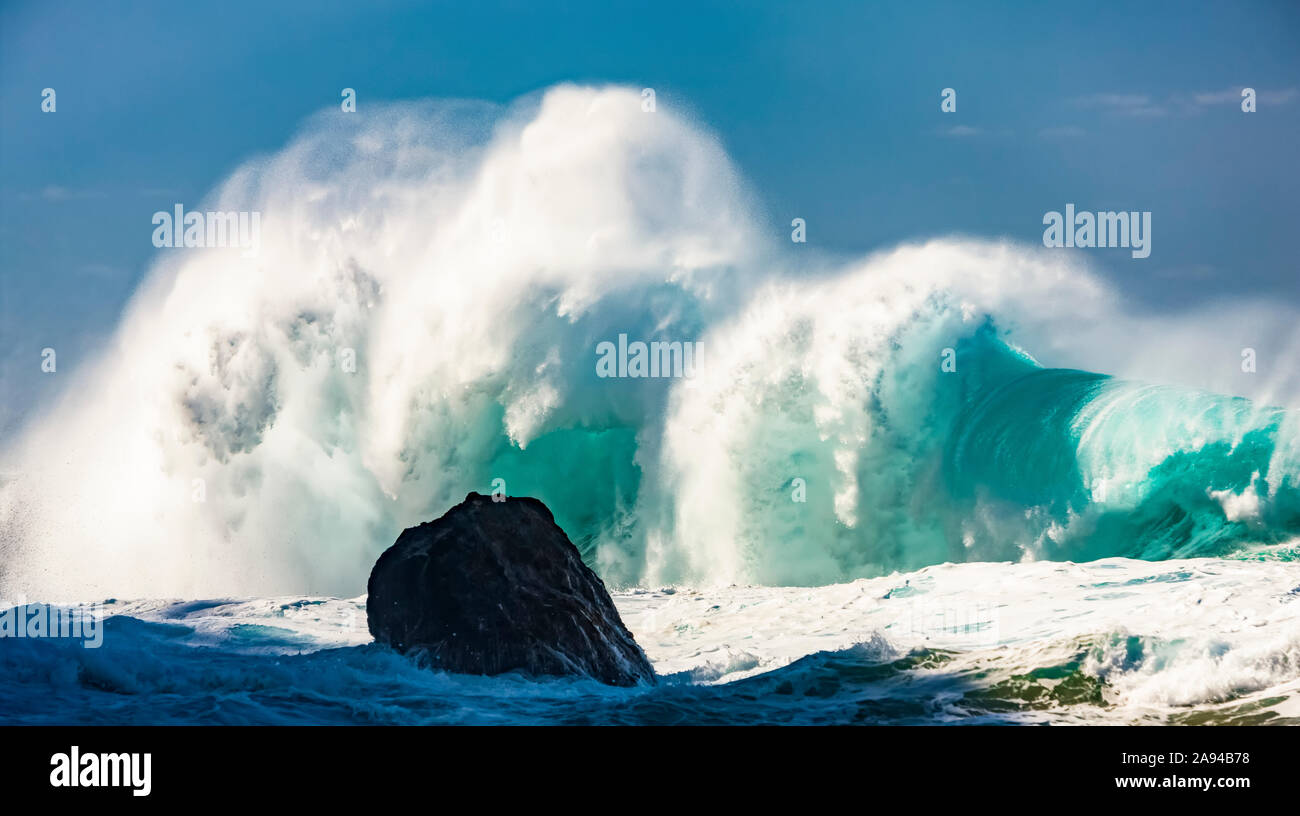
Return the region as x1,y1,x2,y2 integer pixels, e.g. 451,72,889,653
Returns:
366,492,655,686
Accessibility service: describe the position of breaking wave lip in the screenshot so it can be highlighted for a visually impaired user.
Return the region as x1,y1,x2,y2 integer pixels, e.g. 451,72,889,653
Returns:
1,83,1299,601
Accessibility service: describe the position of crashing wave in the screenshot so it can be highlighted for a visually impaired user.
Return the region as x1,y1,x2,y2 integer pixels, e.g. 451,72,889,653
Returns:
2,85,1298,600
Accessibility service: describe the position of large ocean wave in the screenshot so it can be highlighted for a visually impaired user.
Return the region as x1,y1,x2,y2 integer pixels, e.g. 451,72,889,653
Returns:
2,85,1299,600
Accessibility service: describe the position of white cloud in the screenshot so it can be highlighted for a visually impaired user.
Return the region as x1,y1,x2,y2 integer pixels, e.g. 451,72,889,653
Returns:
1073,87,1299,117
1193,87,1297,107
19,185,107,202
1071,93,1166,117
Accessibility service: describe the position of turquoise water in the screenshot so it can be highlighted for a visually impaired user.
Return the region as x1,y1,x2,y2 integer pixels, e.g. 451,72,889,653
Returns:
485,323,1300,581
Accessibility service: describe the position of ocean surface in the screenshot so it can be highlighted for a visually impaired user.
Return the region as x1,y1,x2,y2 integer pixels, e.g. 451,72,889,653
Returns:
3,553,1298,725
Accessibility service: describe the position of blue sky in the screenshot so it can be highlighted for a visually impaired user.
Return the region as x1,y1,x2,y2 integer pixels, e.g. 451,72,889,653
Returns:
2,0,1298,431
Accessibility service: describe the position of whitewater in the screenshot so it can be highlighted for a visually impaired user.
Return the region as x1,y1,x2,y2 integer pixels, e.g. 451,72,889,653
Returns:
2,85,1299,724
